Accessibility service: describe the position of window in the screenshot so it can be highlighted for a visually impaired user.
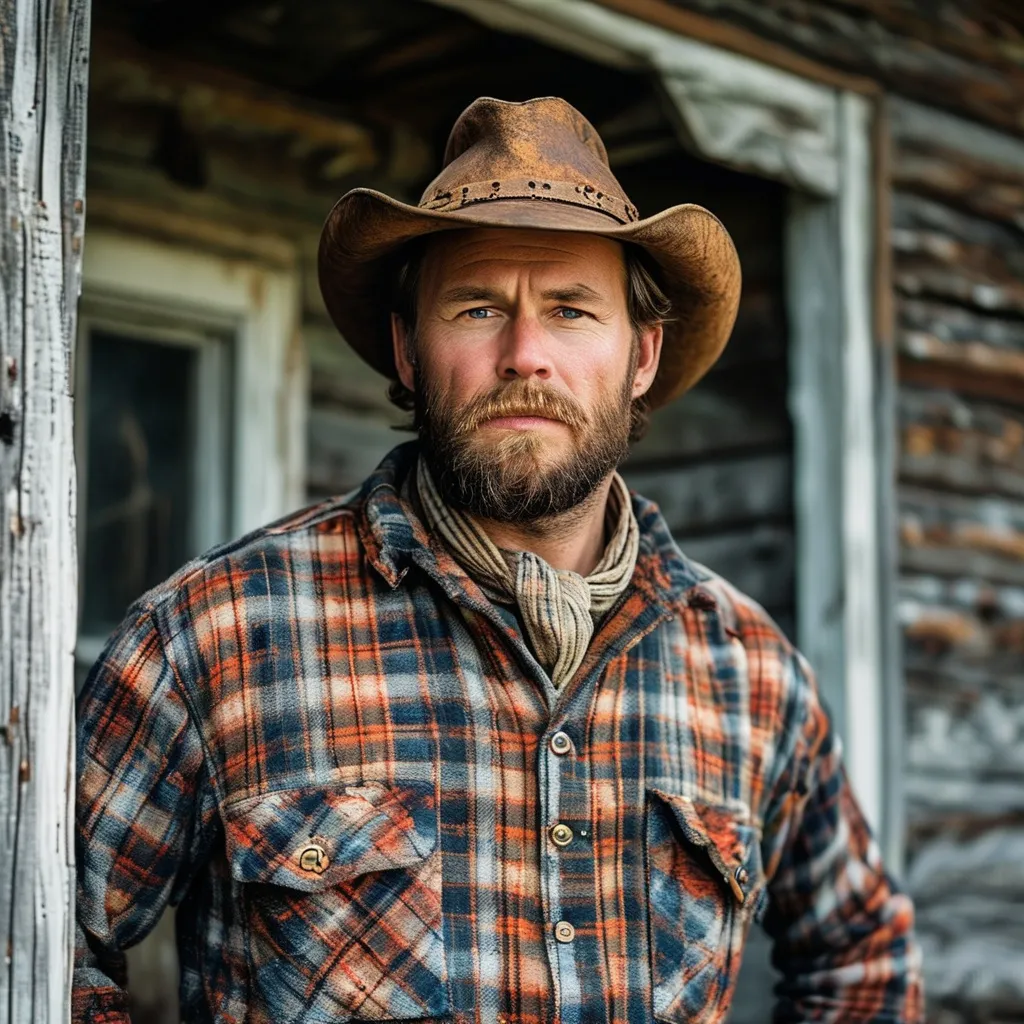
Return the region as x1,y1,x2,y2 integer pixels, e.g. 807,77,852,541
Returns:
75,230,304,673
75,313,233,667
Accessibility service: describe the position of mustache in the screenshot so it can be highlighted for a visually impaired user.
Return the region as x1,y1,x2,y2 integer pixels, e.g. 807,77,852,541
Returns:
453,379,588,435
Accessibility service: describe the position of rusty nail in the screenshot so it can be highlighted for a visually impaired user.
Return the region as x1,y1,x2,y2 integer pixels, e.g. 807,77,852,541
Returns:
74,198,84,214
5,357,15,382
19,760,30,783
10,706,19,725
10,514,24,538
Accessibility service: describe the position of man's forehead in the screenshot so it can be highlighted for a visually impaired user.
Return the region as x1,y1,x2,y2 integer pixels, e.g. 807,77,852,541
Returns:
422,227,626,276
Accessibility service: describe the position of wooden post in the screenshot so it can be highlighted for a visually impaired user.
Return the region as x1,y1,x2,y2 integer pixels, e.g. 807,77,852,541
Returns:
0,1,91,1020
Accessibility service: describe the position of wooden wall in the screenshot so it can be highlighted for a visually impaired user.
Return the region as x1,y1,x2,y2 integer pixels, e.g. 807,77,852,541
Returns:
891,99,1024,1021
649,2,1024,1016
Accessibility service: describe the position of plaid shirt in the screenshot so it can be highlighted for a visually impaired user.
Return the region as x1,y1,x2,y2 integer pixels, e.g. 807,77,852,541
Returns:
75,443,922,1024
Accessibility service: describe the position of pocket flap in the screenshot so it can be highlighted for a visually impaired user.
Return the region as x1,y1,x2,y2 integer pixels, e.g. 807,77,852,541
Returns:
647,788,759,904
224,779,436,892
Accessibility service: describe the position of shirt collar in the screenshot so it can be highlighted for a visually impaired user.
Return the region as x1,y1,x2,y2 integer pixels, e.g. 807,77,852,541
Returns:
356,441,713,609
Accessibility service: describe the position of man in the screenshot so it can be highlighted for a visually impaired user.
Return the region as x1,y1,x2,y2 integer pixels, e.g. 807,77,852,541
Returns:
75,97,922,1023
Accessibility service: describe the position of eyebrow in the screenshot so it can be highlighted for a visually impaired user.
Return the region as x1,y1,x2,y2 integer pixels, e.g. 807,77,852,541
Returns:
540,284,605,304
438,283,607,305
438,286,503,305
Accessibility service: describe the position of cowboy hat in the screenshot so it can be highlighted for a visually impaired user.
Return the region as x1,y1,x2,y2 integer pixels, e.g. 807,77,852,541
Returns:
317,96,740,408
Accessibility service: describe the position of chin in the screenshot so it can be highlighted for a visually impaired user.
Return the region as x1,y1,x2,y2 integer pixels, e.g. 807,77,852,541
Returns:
477,430,568,472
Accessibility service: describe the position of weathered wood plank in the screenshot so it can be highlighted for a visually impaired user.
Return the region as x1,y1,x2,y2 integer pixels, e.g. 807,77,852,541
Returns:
675,524,794,613
899,388,1024,500
307,407,406,498
899,296,1024,352
899,572,1024,682
623,452,791,536
892,191,1023,254
0,0,91,1019
907,827,1024,1009
893,248,1024,317
628,364,791,466
900,485,1024,587
645,0,1024,136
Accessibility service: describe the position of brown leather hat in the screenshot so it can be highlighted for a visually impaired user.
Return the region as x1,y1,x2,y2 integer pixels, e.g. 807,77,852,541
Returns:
318,96,741,408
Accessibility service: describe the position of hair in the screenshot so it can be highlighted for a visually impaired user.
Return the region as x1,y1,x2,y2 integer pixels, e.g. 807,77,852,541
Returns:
387,235,672,442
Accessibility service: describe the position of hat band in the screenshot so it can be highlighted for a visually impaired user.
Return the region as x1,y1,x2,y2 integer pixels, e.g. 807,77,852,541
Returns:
420,177,639,225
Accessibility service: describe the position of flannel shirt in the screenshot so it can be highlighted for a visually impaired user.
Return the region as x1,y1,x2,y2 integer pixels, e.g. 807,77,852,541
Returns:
75,442,923,1024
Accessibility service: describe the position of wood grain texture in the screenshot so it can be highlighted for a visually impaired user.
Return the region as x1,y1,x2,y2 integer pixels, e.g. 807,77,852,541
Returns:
0,0,91,1020
657,0,1024,137
891,93,1024,1020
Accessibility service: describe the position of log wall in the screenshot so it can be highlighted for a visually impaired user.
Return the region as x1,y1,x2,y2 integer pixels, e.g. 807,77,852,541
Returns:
650,2,1024,1015
892,99,1024,1019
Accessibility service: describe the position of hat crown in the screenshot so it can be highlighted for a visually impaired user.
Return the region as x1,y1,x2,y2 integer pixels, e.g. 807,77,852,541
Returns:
420,96,633,212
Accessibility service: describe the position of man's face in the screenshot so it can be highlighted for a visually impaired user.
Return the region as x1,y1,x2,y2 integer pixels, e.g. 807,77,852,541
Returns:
392,228,662,522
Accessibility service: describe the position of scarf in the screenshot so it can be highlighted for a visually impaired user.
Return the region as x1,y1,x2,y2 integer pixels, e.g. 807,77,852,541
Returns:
415,458,640,688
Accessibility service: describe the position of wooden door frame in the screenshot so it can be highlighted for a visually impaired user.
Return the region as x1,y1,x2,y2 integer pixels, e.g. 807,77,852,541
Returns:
432,0,901,860
0,1,91,1020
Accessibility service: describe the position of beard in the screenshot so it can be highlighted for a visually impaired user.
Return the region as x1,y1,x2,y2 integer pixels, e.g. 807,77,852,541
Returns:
417,372,634,524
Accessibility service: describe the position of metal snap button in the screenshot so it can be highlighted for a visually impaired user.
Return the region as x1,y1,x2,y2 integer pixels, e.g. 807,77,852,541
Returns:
553,920,576,943
297,843,329,874
549,731,572,755
735,866,749,886
550,823,573,847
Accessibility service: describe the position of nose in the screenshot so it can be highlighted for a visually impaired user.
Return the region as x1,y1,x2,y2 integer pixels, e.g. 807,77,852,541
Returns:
496,311,553,381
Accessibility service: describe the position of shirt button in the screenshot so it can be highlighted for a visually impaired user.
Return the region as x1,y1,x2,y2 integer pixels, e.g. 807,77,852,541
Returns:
549,731,572,755
550,823,573,847
553,920,576,943
296,843,329,874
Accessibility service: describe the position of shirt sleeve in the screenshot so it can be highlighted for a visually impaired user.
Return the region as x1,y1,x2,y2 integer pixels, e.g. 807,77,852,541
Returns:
760,649,924,1023
73,608,217,1023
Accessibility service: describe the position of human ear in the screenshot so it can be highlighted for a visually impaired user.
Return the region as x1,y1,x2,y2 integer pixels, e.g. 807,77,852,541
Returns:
631,323,663,398
391,314,416,391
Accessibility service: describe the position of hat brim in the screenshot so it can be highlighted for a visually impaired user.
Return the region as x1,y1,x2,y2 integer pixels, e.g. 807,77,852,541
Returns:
317,188,741,409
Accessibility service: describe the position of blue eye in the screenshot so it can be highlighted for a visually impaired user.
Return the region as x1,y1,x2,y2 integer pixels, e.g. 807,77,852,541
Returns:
466,308,491,319
558,307,585,320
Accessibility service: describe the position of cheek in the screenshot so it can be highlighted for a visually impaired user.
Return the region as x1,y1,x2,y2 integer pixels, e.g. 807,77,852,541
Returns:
418,343,493,404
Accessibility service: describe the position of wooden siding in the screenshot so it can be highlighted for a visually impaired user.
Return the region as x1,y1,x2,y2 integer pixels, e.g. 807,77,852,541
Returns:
655,0,1024,137
891,100,1024,1019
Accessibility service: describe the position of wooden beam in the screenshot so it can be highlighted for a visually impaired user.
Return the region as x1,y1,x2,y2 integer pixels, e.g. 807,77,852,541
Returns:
591,0,880,95
0,0,90,1019
90,29,377,173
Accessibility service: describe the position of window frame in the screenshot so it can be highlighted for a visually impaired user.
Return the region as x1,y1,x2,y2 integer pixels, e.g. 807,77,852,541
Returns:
75,230,306,654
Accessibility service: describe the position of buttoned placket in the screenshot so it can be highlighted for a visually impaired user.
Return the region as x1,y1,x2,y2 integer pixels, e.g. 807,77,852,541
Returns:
406,530,679,1024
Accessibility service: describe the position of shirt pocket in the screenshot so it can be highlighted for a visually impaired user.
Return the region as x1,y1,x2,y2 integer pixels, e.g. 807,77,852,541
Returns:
223,778,448,1023
645,787,766,1024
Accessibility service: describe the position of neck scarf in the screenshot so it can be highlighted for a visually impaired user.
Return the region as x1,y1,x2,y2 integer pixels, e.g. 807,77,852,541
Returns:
415,457,640,688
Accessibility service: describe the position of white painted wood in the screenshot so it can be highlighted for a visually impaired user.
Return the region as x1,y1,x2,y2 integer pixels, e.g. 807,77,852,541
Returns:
429,0,840,194
81,232,307,535
837,92,883,837
785,193,848,740
0,0,90,1020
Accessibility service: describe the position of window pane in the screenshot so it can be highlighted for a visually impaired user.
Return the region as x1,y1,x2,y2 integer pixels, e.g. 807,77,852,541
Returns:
81,331,197,639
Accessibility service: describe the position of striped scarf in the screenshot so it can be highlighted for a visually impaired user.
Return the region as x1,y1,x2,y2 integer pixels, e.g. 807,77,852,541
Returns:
415,457,640,688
